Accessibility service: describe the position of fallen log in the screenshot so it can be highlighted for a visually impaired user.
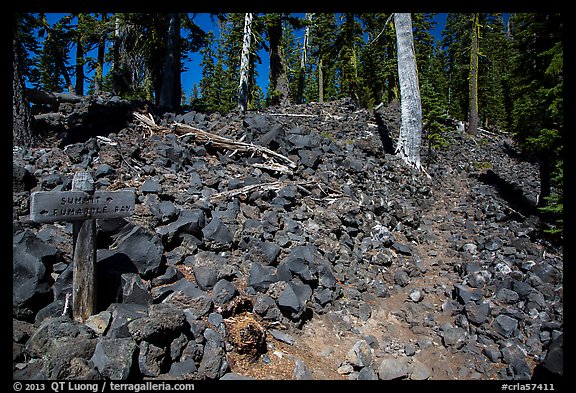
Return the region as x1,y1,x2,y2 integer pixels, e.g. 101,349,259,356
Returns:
26,88,83,105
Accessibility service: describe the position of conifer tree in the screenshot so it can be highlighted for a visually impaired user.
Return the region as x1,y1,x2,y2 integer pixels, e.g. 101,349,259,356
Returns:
13,14,36,147
262,13,291,107
336,13,363,103
441,13,472,122
477,13,512,131
309,13,338,103
358,13,393,108
509,13,563,233
468,13,480,135
37,15,75,94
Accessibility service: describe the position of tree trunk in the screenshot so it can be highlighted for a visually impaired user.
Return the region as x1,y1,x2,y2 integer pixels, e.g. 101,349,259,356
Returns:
238,13,253,113
13,35,35,148
296,13,311,105
394,13,423,170
75,31,84,96
318,57,324,103
387,41,398,102
341,13,359,103
538,155,552,207
58,57,75,95
268,15,291,107
112,15,123,95
94,13,107,94
468,13,480,136
159,13,181,112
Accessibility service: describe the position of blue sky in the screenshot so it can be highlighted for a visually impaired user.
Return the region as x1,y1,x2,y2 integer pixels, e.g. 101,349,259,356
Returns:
39,13,448,99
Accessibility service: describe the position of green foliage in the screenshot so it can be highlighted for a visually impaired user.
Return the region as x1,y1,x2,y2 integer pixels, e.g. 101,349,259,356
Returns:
510,13,563,238
441,13,472,120
472,160,493,171
266,89,284,106
357,13,394,107
335,14,365,103
308,13,338,102
421,76,450,154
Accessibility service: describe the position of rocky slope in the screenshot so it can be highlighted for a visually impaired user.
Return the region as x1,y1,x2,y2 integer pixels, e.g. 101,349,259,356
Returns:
12,96,563,381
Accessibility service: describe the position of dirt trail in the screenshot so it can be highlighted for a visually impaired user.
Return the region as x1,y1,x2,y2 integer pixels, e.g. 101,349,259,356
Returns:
225,169,506,380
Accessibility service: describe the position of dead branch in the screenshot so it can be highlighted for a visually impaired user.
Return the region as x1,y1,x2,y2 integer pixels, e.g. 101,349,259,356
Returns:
210,181,286,203
252,162,292,174
133,112,296,170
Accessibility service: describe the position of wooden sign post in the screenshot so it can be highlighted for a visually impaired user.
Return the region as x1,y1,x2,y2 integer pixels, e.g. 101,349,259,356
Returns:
30,172,135,322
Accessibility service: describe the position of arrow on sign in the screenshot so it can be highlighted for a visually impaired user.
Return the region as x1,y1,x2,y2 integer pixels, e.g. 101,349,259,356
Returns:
106,196,114,202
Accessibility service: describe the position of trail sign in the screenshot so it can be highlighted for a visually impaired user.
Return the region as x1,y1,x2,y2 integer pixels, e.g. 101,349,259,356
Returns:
29,172,135,322
30,190,134,223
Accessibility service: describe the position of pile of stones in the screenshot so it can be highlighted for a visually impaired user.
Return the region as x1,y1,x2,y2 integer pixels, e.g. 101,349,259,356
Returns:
12,95,562,380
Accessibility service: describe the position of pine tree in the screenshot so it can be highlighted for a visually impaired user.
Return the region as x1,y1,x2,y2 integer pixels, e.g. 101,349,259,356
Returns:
282,19,303,105
509,13,563,235
414,14,450,163
441,13,472,122
358,13,394,108
37,15,75,94
309,13,338,103
159,13,181,112
477,13,512,131
13,14,36,147
336,13,363,103
468,13,480,135
262,13,291,107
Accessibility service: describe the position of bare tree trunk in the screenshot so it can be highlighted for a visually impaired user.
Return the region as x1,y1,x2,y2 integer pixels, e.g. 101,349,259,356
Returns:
159,13,181,112
238,13,253,114
296,13,311,104
112,15,123,95
394,13,423,170
468,13,480,136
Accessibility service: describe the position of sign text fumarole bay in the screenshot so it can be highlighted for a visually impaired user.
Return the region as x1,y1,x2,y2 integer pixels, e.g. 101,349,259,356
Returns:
30,189,135,223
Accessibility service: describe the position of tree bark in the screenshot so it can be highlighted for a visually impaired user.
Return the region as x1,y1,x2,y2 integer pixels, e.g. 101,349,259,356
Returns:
159,13,181,111
13,35,35,148
468,13,480,136
268,15,291,107
318,58,324,103
75,23,85,96
394,13,423,170
112,15,124,96
94,13,107,94
238,13,253,113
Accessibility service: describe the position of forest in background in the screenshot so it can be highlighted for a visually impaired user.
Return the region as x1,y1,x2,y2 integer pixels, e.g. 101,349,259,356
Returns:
12,12,563,238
